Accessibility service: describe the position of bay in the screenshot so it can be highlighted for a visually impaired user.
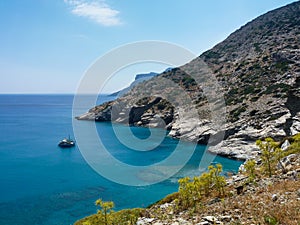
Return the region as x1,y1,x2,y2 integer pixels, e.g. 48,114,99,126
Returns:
0,95,242,225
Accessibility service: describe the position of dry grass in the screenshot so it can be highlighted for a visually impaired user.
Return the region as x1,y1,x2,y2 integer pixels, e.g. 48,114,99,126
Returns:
196,179,300,224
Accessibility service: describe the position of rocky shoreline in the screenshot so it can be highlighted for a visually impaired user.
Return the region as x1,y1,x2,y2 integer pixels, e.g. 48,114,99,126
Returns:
76,96,300,160
76,1,300,160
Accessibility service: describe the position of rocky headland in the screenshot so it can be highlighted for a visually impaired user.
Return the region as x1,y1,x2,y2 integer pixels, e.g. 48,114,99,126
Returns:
109,72,159,97
76,1,300,160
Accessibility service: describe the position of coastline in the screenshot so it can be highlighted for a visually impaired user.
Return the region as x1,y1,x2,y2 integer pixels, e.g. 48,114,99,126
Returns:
75,134,300,225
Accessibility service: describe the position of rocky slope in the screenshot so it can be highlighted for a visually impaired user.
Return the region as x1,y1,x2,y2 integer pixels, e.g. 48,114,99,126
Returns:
76,1,300,160
136,154,300,225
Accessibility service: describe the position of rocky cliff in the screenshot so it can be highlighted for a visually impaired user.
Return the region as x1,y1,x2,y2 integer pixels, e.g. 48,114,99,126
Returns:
109,72,158,97
76,1,300,160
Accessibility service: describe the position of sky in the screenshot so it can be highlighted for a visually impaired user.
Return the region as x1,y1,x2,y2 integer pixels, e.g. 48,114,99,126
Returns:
0,0,297,94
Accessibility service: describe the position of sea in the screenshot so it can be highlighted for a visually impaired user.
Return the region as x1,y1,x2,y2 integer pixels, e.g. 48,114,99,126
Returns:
0,94,243,225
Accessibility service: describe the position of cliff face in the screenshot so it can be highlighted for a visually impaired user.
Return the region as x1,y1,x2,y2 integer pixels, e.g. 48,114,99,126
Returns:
76,1,300,159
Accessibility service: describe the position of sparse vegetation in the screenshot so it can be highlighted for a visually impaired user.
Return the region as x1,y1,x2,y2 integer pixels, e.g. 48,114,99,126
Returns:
244,159,256,182
229,106,247,122
95,199,114,225
264,83,290,95
256,138,283,177
76,133,300,225
75,200,144,225
285,133,300,155
176,164,226,211
254,43,262,52
243,85,255,95
204,51,221,59
274,61,289,72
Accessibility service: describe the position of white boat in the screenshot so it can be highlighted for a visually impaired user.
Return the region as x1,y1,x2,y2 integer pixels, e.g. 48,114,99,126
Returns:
58,136,75,148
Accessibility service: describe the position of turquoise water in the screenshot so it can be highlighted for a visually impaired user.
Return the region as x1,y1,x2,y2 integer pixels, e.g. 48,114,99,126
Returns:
0,95,242,225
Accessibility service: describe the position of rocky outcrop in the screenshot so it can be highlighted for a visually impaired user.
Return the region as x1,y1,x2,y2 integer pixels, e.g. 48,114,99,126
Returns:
109,72,158,97
77,1,300,160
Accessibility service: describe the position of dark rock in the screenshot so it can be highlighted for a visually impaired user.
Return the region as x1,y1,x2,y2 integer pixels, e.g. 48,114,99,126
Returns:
235,185,244,195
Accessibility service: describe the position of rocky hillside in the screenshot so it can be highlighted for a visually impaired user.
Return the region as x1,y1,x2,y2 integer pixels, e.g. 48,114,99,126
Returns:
75,134,300,225
76,1,300,160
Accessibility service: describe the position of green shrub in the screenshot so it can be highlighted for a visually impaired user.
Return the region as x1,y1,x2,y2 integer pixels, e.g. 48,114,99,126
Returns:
256,138,282,177
178,177,201,209
244,159,257,182
243,86,255,95
177,164,226,211
204,51,221,59
230,106,247,122
208,164,226,197
254,43,262,52
95,199,115,225
285,133,300,155
264,215,278,225
274,61,289,72
75,200,143,225
264,83,290,95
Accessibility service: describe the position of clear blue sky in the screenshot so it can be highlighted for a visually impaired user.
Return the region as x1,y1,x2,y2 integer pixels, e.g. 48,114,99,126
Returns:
0,0,296,94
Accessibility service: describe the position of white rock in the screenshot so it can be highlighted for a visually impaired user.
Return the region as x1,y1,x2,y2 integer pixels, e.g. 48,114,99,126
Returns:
197,222,210,225
272,194,278,201
202,216,218,222
208,139,259,160
281,139,290,151
177,218,190,224
136,217,155,225
220,215,232,222
171,222,179,225
160,202,172,209
290,113,300,135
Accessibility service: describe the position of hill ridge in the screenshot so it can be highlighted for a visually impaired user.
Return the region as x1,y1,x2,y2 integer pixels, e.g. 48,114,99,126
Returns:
77,1,300,160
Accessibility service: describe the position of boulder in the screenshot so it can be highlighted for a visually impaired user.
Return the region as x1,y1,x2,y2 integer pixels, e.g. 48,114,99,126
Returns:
281,139,290,151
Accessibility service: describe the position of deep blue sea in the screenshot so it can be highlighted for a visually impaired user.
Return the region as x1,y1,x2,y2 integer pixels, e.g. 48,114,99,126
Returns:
0,95,242,225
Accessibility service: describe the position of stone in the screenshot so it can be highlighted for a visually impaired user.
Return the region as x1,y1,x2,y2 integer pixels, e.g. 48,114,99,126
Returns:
287,154,298,162
137,218,155,225
160,202,172,209
286,164,293,171
202,216,218,223
197,222,210,225
236,185,244,195
272,194,278,201
171,222,179,225
280,154,299,171
177,218,189,224
290,113,300,135
220,215,232,222
281,139,290,151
